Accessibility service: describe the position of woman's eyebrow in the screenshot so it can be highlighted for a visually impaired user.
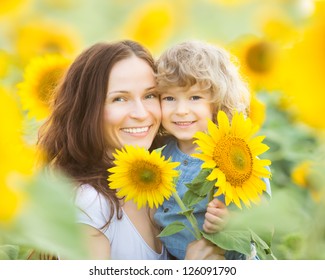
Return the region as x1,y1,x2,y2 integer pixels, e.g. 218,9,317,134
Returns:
108,86,156,95
108,90,130,95
145,86,156,91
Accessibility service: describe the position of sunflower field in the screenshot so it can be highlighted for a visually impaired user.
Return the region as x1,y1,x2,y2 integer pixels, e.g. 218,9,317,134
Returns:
1,0,325,260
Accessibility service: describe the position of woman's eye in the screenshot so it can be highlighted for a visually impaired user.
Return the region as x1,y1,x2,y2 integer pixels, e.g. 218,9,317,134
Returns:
162,96,175,101
145,92,158,99
113,97,126,102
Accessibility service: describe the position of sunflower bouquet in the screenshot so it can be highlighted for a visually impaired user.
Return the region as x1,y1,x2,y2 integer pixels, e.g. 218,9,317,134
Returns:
154,110,274,258
107,110,274,259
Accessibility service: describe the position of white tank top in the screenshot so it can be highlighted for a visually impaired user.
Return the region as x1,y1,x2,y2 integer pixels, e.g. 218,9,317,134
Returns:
74,184,168,260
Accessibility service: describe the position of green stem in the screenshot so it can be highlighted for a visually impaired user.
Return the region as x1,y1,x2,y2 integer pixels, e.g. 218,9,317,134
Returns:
208,187,214,203
270,253,277,260
173,191,202,240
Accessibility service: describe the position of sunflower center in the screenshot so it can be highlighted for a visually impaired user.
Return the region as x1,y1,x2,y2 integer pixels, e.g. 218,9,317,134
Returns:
131,161,161,190
213,136,253,186
246,42,275,73
44,42,63,54
38,68,65,104
140,168,156,183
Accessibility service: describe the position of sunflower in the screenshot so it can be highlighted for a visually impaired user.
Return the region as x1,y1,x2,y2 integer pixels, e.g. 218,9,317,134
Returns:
291,160,321,202
260,16,301,47
0,50,10,78
0,88,33,223
108,145,180,209
0,87,34,176
291,161,312,188
121,1,177,55
0,0,28,16
249,93,266,128
15,21,81,65
17,54,71,120
230,35,281,91
278,1,325,129
0,187,23,224
193,110,271,208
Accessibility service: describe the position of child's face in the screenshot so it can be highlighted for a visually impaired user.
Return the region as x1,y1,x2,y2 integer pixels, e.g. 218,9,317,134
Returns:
160,84,214,147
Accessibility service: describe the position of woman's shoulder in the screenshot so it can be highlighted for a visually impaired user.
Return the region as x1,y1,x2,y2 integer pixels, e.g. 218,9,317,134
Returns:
75,184,103,207
74,184,114,224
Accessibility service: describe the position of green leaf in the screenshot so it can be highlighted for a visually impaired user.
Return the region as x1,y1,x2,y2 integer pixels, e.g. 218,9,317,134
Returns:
178,208,194,216
0,245,19,260
250,229,272,250
154,145,166,154
158,221,186,237
182,190,206,207
5,169,90,259
250,229,276,259
202,230,252,255
185,169,215,196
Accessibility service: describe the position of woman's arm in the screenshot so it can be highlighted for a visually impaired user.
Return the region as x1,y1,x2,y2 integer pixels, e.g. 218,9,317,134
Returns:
74,185,112,259
184,238,225,260
79,224,111,259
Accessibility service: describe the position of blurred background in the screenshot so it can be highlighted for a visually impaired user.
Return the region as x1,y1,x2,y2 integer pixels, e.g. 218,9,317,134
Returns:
1,0,325,259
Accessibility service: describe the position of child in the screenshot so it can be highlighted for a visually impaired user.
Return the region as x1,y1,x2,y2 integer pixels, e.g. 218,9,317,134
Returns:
154,40,271,260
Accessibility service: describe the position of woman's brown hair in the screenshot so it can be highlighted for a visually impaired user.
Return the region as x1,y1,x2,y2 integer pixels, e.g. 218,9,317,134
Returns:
38,40,156,223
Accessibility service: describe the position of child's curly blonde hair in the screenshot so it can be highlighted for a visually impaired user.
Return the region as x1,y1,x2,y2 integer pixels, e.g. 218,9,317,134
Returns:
155,40,250,120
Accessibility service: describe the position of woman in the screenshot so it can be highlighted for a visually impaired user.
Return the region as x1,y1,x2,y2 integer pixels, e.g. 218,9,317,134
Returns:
38,40,225,260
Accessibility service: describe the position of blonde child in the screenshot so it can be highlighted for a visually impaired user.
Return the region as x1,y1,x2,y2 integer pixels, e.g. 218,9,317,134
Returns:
154,40,271,260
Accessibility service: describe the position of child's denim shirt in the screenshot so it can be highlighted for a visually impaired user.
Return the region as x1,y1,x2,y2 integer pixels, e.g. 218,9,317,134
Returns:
154,138,271,260
155,138,208,259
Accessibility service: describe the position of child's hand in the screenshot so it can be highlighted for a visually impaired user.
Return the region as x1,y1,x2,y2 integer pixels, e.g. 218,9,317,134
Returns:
203,198,229,233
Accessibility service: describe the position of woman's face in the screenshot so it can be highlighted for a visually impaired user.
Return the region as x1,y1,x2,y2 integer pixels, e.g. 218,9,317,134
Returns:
104,55,161,154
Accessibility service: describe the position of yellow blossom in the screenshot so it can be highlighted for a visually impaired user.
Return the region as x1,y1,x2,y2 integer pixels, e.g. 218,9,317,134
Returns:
120,1,177,54
17,54,71,120
193,111,271,208
15,21,81,65
108,145,179,209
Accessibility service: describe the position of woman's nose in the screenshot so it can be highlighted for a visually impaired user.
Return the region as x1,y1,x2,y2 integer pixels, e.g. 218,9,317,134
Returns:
129,100,149,119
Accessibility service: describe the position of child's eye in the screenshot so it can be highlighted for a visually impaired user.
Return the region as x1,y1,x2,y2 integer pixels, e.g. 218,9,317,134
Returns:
191,96,202,100
162,96,175,101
